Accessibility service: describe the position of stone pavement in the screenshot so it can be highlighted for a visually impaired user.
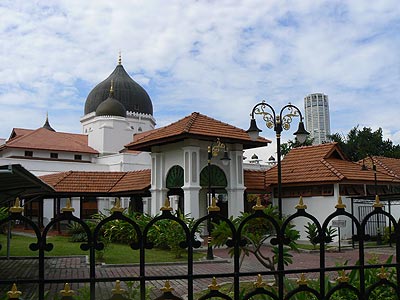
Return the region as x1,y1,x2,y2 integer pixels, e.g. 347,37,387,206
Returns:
0,246,395,299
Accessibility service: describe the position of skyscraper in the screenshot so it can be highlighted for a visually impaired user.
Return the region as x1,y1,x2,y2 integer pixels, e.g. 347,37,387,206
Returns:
304,93,331,145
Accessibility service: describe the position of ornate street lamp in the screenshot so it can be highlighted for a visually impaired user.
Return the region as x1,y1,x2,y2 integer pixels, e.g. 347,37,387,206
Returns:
206,138,230,259
247,101,309,219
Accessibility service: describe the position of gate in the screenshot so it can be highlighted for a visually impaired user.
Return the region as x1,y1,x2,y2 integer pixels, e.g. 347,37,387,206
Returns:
1,196,400,300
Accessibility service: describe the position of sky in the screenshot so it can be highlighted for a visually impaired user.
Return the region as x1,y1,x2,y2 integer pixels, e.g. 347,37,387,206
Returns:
1,1,399,162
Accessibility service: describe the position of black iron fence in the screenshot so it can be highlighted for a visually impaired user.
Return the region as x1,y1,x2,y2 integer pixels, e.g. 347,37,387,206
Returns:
1,195,400,300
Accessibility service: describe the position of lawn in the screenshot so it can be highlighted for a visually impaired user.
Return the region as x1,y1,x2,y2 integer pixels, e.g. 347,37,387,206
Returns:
0,234,205,264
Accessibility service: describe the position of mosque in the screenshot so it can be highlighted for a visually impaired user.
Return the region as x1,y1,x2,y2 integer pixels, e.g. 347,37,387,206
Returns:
0,57,270,224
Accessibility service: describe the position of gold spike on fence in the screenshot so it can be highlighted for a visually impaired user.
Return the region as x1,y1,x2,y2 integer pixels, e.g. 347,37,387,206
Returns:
9,197,23,214
61,198,75,213
7,283,22,299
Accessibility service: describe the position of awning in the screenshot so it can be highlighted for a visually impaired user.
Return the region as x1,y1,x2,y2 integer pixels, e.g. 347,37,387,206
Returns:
0,164,54,205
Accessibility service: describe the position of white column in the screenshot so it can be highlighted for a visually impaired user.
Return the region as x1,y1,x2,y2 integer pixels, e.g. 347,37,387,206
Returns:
182,146,201,218
150,153,167,216
227,150,245,217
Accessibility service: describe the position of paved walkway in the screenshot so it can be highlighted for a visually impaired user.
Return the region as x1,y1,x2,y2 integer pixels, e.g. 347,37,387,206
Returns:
0,246,395,299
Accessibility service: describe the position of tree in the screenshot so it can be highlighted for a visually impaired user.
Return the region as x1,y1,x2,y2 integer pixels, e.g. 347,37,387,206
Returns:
280,136,314,157
211,205,299,284
328,126,400,161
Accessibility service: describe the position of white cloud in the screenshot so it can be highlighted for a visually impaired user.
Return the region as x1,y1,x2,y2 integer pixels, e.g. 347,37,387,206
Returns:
0,0,399,154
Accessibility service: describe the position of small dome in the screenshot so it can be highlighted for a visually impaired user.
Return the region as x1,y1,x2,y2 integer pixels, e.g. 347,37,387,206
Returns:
95,96,127,117
85,62,153,116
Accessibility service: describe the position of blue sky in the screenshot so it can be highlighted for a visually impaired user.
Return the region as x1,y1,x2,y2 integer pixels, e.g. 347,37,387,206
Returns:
0,1,399,161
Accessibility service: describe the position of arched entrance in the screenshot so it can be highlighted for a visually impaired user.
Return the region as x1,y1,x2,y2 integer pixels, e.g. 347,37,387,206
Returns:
166,165,184,213
200,165,228,217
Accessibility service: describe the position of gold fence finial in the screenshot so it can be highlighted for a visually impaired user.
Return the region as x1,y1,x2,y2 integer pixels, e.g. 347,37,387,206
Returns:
160,197,173,211
208,277,221,291
377,266,388,279
61,198,75,213
296,273,308,286
335,196,346,209
161,280,174,293
295,196,307,210
10,197,23,213
254,274,266,288
60,283,74,297
7,283,22,299
112,280,125,295
252,196,264,211
337,270,349,283
208,196,220,212
373,194,383,208
111,198,125,213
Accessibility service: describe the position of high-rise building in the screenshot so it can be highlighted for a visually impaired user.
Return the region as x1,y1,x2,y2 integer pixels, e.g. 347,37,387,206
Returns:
304,93,331,145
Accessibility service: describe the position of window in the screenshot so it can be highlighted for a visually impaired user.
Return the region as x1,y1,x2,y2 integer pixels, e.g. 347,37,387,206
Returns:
50,153,58,159
25,151,33,157
74,154,82,160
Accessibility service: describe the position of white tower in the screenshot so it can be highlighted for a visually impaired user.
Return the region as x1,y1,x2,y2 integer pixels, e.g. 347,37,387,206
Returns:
304,93,331,145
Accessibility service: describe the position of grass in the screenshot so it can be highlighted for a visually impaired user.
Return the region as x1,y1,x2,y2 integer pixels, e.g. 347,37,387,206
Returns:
0,234,205,264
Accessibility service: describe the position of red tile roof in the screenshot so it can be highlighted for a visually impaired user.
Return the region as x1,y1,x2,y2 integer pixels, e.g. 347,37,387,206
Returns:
126,112,271,151
40,170,150,194
1,127,98,154
265,143,400,186
244,169,268,192
366,156,400,179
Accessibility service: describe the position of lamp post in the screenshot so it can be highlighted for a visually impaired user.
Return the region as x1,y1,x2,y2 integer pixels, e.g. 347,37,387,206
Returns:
206,138,230,260
361,156,378,194
247,101,309,219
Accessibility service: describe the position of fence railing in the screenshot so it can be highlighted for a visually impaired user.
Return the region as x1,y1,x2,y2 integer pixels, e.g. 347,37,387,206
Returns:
1,195,400,300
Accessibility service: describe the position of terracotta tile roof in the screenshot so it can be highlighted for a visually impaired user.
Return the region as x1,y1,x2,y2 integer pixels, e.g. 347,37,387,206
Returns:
126,112,271,151
40,170,151,194
244,169,267,191
367,156,400,179
1,127,98,154
265,143,400,185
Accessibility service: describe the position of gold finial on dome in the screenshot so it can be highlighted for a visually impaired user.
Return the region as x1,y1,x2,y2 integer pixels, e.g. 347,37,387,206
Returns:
373,194,383,208
335,196,346,209
61,198,75,213
7,283,22,299
60,283,74,297
10,197,23,214
208,196,220,212
112,280,125,295
295,196,307,210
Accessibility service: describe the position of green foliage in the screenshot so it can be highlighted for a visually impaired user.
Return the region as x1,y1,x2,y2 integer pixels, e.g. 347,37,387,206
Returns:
280,136,314,157
0,207,8,234
211,205,300,284
329,126,400,161
304,222,338,249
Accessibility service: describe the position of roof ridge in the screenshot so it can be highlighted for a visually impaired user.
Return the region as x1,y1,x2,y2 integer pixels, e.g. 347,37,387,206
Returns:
320,158,345,180
183,112,199,132
53,171,72,188
6,127,42,145
373,157,399,178
108,172,128,192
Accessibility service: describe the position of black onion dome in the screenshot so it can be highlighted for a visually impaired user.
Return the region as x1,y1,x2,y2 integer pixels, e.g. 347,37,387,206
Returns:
95,96,127,117
84,64,153,115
